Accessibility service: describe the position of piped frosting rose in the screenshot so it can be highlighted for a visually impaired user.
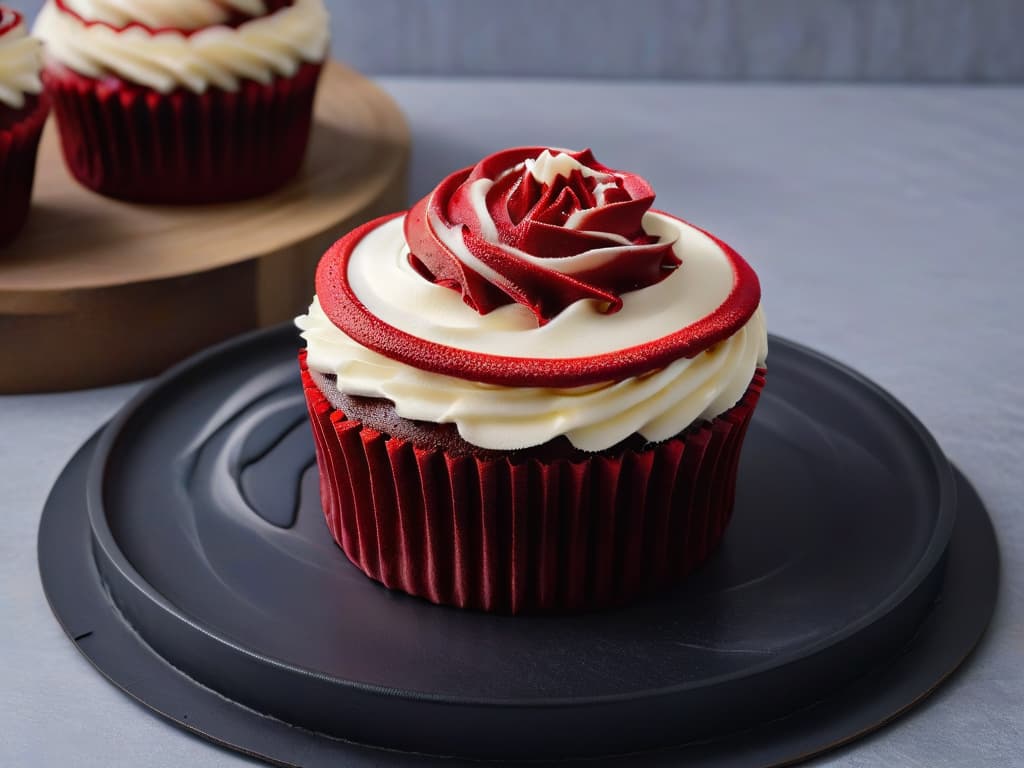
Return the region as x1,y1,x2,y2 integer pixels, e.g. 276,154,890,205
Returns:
313,147,762,390
405,147,681,325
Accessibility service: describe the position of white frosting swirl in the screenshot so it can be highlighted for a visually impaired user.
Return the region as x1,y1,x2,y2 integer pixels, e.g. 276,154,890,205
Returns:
0,11,44,110
298,213,768,452
34,0,329,94
60,0,266,30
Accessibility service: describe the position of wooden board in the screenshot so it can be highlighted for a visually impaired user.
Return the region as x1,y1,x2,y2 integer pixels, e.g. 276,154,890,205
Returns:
0,60,409,393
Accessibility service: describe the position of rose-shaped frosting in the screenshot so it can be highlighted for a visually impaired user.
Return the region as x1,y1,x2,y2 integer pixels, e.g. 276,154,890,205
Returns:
405,147,681,325
0,8,45,110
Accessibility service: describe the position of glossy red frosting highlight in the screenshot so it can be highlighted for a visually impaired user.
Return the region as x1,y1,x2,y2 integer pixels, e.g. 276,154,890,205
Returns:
405,147,680,325
315,209,761,388
52,0,292,36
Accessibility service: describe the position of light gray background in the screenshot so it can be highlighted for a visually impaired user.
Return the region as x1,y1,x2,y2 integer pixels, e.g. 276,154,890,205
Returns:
2,77,1023,766
7,0,1024,81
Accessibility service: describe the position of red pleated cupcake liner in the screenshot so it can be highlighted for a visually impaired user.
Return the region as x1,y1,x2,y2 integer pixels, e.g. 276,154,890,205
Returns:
0,94,49,247
301,351,766,614
42,61,322,203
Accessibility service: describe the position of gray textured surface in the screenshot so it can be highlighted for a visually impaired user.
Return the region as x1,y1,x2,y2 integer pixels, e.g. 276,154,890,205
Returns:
2,78,1024,766
7,0,1024,82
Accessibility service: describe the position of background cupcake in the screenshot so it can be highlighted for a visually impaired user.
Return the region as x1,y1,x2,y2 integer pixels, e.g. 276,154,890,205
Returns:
0,6,47,246
34,0,329,203
298,147,768,614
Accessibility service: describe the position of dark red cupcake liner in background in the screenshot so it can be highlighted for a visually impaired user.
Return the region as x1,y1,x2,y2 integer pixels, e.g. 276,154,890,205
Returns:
42,61,322,204
0,93,49,247
301,351,767,614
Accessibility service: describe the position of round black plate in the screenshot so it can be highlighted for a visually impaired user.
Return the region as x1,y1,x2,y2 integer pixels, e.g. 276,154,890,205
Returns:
38,326,999,766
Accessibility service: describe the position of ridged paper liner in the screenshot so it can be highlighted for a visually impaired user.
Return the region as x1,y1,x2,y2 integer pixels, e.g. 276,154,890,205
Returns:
42,61,322,203
301,352,766,614
0,95,49,246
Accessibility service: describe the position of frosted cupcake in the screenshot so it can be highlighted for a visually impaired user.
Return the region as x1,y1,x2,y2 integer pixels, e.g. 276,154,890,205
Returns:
34,0,329,203
298,147,768,614
0,7,47,246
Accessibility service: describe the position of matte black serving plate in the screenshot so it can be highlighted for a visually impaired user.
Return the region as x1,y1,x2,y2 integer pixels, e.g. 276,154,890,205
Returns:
38,326,998,766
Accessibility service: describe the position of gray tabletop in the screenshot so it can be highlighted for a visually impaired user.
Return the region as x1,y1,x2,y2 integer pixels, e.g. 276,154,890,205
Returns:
2,78,1022,767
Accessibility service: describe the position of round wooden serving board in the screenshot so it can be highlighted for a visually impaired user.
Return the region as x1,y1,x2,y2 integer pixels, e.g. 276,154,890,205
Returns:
0,61,409,393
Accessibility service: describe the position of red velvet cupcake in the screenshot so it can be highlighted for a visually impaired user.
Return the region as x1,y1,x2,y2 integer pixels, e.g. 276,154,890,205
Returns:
297,147,768,614
33,0,329,203
0,7,48,247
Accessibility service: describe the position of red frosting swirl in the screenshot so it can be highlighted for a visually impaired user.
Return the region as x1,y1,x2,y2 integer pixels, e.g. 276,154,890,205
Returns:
0,7,23,37
405,147,680,325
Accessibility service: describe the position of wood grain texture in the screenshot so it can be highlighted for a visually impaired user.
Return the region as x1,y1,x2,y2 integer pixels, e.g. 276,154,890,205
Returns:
9,0,1022,81
0,61,409,393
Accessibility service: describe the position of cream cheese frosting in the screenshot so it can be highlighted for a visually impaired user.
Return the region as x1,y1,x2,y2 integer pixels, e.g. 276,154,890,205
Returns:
33,0,329,94
60,0,267,30
0,10,44,110
297,212,768,452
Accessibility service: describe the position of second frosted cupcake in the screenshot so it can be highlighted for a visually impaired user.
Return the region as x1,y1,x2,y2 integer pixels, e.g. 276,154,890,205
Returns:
34,0,329,203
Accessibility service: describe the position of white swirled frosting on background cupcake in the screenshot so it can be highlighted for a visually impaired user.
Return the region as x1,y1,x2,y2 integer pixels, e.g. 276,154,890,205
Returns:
0,9,44,109
34,0,329,93
58,0,268,29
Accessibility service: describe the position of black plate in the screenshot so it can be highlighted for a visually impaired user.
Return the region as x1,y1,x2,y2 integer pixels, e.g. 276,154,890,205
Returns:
38,326,998,765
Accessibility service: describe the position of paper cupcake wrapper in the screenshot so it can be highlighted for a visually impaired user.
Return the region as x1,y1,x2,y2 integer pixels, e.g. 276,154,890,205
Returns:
43,61,322,204
301,352,766,614
0,95,49,247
